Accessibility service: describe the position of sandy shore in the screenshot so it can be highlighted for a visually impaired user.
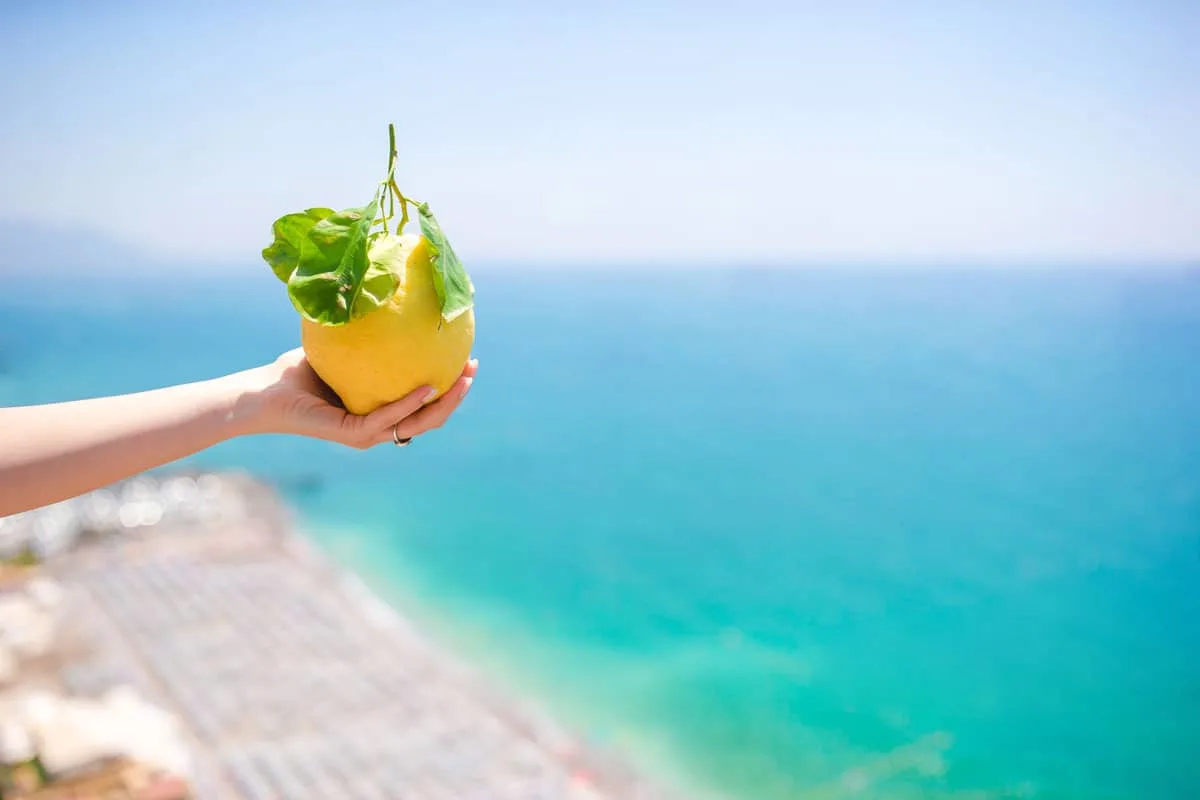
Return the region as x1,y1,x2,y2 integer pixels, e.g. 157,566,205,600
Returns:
0,470,677,799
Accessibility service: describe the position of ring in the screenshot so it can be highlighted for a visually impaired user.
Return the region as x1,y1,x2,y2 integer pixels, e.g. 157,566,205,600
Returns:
392,424,412,447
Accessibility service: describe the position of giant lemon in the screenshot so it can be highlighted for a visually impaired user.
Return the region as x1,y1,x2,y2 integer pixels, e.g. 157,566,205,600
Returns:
300,232,475,415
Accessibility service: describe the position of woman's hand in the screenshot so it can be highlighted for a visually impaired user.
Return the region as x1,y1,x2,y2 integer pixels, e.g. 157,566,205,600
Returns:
240,348,478,449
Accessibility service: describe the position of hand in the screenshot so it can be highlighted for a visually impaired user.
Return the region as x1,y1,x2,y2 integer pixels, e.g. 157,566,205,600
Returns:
239,348,477,449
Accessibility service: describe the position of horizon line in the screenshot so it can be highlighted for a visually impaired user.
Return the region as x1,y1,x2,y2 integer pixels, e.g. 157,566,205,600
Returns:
3,257,1198,278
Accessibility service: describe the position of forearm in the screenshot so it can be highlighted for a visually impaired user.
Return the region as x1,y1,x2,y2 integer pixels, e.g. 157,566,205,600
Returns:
0,369,266,516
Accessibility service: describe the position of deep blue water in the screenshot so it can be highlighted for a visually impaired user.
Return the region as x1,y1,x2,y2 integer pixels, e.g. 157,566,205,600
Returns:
3,266,1199,799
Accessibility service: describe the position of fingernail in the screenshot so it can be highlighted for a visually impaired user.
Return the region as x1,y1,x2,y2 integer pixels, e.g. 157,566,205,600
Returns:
423,387,439,403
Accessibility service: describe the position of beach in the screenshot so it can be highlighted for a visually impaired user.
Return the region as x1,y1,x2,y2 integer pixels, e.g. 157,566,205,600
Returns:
0,470,675,799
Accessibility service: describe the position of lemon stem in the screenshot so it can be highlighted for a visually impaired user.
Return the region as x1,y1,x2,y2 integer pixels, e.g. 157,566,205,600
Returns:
374,123,425,236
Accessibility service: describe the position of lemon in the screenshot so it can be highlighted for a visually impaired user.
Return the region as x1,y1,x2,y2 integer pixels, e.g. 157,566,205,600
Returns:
300,232,475,415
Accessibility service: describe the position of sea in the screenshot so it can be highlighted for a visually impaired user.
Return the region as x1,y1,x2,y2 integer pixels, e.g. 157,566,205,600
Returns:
2,264,1199,800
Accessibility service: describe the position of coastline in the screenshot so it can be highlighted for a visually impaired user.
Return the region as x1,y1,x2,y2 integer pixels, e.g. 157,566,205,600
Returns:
0,468,683,799
298,522,728,800
302,522,729,800
280,527,677,798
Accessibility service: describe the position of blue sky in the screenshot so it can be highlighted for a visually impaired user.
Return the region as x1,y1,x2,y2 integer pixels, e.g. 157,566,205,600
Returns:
0,0,1197,266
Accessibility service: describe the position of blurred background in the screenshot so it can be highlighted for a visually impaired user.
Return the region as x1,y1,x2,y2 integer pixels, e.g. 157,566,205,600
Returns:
2,1,1199,798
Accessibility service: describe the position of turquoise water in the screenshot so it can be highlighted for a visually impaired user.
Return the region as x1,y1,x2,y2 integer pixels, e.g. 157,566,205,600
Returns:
3,266,1199,799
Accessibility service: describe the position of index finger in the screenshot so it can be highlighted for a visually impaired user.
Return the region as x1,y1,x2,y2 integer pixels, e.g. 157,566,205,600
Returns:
376,371,475,444
357,383,439,435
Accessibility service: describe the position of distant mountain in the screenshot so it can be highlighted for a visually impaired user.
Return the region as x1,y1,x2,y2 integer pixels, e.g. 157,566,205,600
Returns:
0,218,169,276
0,218,274,284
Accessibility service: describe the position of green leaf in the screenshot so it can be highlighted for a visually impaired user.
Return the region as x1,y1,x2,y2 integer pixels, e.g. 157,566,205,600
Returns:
286,198,385,325
417,203,474,322
262,207,336,282
353,234,405,317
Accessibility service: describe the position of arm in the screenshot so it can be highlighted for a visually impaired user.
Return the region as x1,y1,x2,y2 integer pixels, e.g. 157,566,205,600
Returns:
0,369,261,515
0,349,476,517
